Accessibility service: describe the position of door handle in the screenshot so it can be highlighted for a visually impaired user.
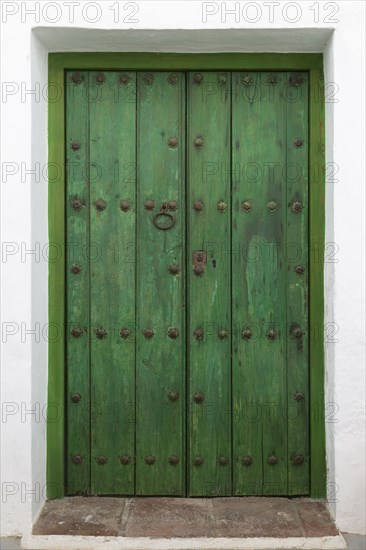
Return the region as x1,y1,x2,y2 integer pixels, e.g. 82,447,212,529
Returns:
153,202,176,230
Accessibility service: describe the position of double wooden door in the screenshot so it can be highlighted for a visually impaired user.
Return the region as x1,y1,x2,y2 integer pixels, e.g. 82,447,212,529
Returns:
66,70,309,497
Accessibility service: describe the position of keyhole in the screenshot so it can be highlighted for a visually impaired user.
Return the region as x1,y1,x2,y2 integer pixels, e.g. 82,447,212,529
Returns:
212,259,216,268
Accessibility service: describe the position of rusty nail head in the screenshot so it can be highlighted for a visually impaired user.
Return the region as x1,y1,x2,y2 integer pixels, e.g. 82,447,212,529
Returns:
242,328,252,340
71,140,81,151
96,199,106,212
194,137,204,150
242,455,253,466
219,456,228,466
168,136,178,148
71,264,81,274
72,198,83,211
168,200,177,211
120,328,130,339
194,392,204,404
294,138,303,148
119,74,130,84
71,455,83,465
242,200,252,212
218,329,228,340
144,328,154,339
268,455,278,465
290,74,305,87
217,74,227,86
194,328,204,340
293,327,303,339
97,455,107,465
143,73,154,85
295,265,305,275
217,201,227,212
168,74,178,85
267,201,277,212
168,390,179,401
144,200,155,211
194,456,204,466
169,264,179,275
71,72,82,84
292,201,303,213
267,329,278,341
268,74,278,85
169,455,179,465
120,200,130,212
96,72,105,83
294,391,305,402
71,327,83,338
242,74,253,86
194,201,204,211
145,455,156,465
193,73,203,84
71,393,81,404
168,327,179,339
293,455,304,465
193,265,204,276
96,328,107,339
120,455,131,465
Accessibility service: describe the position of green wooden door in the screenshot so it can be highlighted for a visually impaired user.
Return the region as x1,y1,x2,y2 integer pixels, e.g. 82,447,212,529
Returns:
66,70,309,497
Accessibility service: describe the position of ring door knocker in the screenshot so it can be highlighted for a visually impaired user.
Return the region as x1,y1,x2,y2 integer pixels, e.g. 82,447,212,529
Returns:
153,202,176,231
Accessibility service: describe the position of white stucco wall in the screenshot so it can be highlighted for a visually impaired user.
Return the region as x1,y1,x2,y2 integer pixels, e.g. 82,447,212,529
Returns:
1,0,365,538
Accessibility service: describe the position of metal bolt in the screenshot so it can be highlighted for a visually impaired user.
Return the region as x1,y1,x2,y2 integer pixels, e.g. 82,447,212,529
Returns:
294,392,305,402
96,328,107,339
169,455,179,465
242,328,252,340
217,201,227,212
71,455,83,465
193,73,203,84
169,264,179,275
219,456,228,466
168,136,178,148
294,138,304,148
267,201,277,212
242,455,253,466
168,390,179,402
97,455,107,465
120,200,130,212
71,327,83,338
168,200,177,211
295,265,305,275
96,199,106,212
292,201,303,213
194,456,204,466
193,266,204,277
72,198,83,211
218,329,228,340
120,455,131,465
143,73,154,85
71,393,81,404
71,140,81,151
168,74,178,85
120,328,130,339
293,455,304,465
268,455,278,465
144,200,155,211
242,200,252,212
143,328,154,339
145,455,156,465
194,328,204,341
119,74,130,84
71,264,81,275
71,72,82,84
96,72,105,84
193,201,204,211
194,392,204,404
194,137,204,150
267,329,278,341
168,327,179,339
241,75,253,86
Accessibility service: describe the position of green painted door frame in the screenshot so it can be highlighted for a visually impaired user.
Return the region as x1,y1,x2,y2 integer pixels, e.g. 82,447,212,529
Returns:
47,52,326,499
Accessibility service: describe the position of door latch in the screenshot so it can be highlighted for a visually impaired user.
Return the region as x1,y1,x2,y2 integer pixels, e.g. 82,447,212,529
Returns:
193,250,207,276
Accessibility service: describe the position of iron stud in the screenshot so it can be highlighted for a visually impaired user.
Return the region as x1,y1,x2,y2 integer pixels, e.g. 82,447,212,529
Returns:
168,390,179,402
217,201,227,212
242,328,252,340
71,264,81,275
242,200,252,212
120,200,130,212
193,73,203,84
169,455,179,465
294,138,304,148
71,327,83,338
219,456,228,466
294,392,305,402
145,455,156,465
295,265,305,275
241,74,253,86
217,74,227,86
193,201,204,211
266,329,278,341
218,329,228,340
120,328,130,339
71,140,81,151
71,72,82,84
292,201,303,213
168,136,178,148
144,200,155,211
194,137,204,150
194,456,204,466
97,455,107,465
120,455,131,465
267,74,278,85
268,455,278,465
71,454,83,465
168,74,178,85
168,327,179,339
96,199,106,212
143,73,154,85
194,328,204,341
168,200,177,211
72,198,83,211
96,328,107,339
96,72,105,84
289,74,305,87
119,74,130,84
292,326,303,339
169,264,179,275
267,201,277,212
293,455,304,465
193,265,204,276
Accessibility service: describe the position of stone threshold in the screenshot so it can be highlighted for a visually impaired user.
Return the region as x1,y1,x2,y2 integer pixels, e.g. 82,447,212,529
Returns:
27,496,346,550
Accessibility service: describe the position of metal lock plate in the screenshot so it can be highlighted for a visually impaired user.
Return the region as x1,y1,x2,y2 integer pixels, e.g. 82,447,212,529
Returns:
193,251,207,268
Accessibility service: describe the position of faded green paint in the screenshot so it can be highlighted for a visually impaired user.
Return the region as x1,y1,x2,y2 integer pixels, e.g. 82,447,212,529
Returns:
48,55,325,500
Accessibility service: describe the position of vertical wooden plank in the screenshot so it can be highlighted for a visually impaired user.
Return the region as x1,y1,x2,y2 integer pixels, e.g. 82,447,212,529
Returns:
309,68,326,498
89,71,136,495
65,70,90,494
232,72,288,495
47,61,66,498
286,71,310,495
187,71,232,497
136,72,185,496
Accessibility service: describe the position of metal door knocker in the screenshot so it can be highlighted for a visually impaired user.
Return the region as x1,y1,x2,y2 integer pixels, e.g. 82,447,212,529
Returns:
153,202,176,230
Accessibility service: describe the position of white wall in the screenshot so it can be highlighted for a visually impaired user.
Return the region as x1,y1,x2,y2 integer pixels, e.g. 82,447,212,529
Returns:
1,0,365,538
